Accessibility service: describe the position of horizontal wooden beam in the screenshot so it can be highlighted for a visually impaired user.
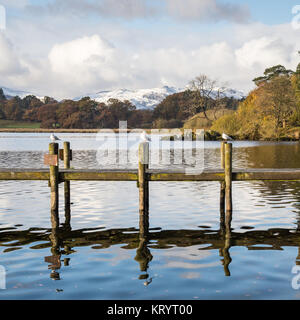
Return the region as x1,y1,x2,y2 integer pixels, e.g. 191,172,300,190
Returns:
233,169,300,181
148,169,300,182
0,169,49,181
148,169,224,181
61,169,138,181
0,168,300,182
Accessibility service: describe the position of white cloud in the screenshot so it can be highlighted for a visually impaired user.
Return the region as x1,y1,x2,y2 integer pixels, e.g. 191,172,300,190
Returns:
0,15,299,100
235,37,294,70
49,35,117,81
0,32,26,75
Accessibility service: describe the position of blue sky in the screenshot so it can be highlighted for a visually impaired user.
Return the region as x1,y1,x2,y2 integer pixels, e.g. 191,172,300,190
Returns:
0,0,299,99
14,0,300,25
230,0,298,24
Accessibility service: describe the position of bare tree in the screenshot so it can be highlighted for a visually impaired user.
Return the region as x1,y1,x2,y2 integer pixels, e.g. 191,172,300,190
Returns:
187,74,227,121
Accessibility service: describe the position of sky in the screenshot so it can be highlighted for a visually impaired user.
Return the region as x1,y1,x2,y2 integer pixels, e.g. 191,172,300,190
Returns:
0,0,299,99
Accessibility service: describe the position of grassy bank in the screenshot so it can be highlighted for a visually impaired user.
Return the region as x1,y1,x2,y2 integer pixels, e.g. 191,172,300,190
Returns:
0,120,41,129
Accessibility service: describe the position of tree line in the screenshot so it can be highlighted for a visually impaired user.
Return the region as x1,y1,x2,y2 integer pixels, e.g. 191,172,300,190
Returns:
212,57,300,140
0,84,240,129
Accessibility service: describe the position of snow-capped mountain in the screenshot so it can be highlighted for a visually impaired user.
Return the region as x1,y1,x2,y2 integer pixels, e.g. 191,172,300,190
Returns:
221,88,245,100
75,86,245,110
0,85,245,108
75,86,180,110
1,87,39,99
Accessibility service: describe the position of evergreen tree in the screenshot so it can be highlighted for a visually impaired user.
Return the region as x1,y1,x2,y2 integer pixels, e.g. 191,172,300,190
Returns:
0,88,6,102
253,65,294,86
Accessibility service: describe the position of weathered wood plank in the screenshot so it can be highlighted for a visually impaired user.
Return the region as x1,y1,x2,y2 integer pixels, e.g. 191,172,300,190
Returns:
61,169,138,181
148,169,300,181
148,171,225,181
0,168,300,182
0,169,49,180
233,170,300,181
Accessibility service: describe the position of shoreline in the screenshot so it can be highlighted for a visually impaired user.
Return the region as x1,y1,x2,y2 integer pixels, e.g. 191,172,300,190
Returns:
0,128,299,142
0,128,140,133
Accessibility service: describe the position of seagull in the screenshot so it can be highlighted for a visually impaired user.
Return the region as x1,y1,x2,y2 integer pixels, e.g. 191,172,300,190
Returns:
222,133,233,141
50,133,61,142
140,131,151,142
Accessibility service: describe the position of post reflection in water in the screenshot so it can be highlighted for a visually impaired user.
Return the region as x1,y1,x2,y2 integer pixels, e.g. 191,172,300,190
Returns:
0,177,294,285
45,204,72,281
43,188,236,283
45,227,61,281
38,196,300,282
1,200,300,285
135,202,153,285
219,180,233,277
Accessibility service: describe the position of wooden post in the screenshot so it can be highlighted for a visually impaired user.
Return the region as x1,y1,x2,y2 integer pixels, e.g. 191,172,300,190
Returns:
225,143,233,213
63,141,71,168
220,142,226,233
49,143,59,229
138,142,149,216
221,141,227,170
63,142,71,227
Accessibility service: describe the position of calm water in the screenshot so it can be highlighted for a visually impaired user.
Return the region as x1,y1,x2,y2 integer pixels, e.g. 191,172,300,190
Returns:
1,133,300,300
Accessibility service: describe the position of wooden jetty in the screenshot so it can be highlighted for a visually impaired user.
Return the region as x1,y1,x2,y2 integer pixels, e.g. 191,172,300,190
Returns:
2,141,300,279
1,141,300,229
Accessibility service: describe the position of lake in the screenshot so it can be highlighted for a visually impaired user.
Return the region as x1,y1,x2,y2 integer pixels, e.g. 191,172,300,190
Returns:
0,132,300,300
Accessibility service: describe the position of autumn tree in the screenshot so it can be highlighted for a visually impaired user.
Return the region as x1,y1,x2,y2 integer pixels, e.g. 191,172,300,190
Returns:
153,91,193,121
21,95,43,109
293,57,300,105
256,76,296,131
44,96,57,105
2,97,24,120
37,103,60,128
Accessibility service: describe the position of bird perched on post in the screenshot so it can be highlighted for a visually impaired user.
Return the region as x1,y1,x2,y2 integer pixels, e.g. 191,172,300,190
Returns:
140,131,151,142
50,133,61,142
222,133,233,141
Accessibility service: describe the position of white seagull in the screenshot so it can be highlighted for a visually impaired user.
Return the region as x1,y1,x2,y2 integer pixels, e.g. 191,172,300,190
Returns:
140,131,151,142
50,133,61,142
222,133,233,141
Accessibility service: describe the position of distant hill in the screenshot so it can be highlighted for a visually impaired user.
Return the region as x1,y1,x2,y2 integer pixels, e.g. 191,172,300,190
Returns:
74,86,181,110
75,86,245,110
0,85,245,110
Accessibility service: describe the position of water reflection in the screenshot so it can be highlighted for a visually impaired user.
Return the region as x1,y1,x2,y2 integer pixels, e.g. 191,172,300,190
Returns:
2,201,300,284
1,136,300,298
